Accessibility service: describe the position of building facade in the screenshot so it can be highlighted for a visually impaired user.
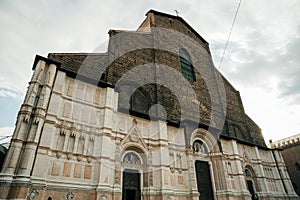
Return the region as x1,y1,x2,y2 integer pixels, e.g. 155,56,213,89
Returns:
270,134,300,196
0,10,298,200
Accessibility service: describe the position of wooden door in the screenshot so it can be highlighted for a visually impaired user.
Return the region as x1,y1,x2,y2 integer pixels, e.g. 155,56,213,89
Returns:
122,169,141,200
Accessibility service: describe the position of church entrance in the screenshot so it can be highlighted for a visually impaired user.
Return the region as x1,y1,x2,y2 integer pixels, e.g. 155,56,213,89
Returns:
246,180,256,200
122,169,141,200
195,160,214,200
245,167,257,200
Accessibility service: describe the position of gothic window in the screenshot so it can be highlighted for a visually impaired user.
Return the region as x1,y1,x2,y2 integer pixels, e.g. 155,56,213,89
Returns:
88,136,94,155
117,85,150,115
227,162,234,177
193,140,208,154
229,124,245,140
57,132,65,151
130,88,150,114
245,167,258,199
179,48,195,82
77,136,84,154
245,168,252,177
67,134,75,153
123,152,141,165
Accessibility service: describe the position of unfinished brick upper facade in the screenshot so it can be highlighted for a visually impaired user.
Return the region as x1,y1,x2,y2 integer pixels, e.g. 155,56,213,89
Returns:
48,10,266,148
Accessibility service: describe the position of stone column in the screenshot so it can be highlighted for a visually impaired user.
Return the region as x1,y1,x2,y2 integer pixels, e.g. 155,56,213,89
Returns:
97,87,117,194
230,140,249,196
0,60,47,179
254,147,268,193
150,120,173,198
186,149,199,200
16,63,57,178
210,153,227,193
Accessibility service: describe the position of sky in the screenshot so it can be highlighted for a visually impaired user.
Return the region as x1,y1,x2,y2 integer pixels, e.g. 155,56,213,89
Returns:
0,0,299,146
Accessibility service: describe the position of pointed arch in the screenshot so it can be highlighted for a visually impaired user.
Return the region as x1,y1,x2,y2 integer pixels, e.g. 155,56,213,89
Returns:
116,81,151,116
130,87,151,114
229,124,245,140
190,128,220,153
245,165,260,198
121,142,148,155
244,165,256,178
120,143,148,170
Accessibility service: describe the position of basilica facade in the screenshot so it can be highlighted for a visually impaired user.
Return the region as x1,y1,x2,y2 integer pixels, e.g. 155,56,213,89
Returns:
0,10,298,200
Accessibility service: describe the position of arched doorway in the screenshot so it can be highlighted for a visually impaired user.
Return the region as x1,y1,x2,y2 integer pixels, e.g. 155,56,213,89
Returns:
122,169,141,200
190,129,219,200
245,167,258,200
192,140,214,200
122,151,143,200
195,160,214,200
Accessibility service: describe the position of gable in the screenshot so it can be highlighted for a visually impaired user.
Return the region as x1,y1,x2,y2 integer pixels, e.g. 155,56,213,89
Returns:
138,10,209,51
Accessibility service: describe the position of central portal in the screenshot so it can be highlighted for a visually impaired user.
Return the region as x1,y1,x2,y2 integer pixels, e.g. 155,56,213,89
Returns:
122,169,141,200
195,160,214,200
246,180,256,200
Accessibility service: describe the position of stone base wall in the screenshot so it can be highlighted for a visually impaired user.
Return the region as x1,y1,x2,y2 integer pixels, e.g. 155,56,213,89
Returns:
0,184,298,200
0,184,29,199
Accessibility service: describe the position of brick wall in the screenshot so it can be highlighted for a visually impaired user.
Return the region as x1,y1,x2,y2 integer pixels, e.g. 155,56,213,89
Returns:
49,10,267,148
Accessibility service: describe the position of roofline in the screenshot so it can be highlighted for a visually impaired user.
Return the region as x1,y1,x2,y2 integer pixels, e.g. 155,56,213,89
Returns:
32,54,61,70
146,9,209,45
33,54,114,89
220,135,269,150
47,52,109,57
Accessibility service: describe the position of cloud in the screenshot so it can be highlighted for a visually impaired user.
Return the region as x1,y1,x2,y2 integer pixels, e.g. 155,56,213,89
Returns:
0,126,13,148
0,76,24,98
276,30,300,102
218,26,300,105
0,88,21,98
0,95,22,127
0,127,13,137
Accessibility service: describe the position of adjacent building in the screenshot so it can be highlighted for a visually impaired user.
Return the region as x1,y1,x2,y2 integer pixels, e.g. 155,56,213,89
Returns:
270,134,300,197
0,10,298,200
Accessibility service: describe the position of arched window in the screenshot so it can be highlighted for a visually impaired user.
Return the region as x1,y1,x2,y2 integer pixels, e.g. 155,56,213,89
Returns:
245,166,258,200
130,88,150,114
229,124,245,140
117,84,150,115
179,48,195,82
245,168,252,177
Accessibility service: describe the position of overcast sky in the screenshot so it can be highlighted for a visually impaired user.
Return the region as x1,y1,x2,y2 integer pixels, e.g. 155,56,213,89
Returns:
0,0,299,145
